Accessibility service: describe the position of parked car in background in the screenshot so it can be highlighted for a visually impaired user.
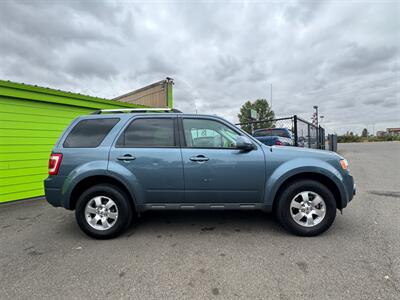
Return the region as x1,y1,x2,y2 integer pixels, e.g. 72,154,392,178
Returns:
45,109,355,239
253,128,294,146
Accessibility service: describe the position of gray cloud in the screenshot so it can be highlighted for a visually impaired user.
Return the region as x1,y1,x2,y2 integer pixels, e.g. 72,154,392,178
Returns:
331,43,397,75
0,0,399,134
0,1,121,46
363,98,381,106
65,52,118,79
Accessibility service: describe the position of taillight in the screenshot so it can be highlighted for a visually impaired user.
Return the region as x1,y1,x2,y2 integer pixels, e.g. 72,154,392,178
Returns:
275,140,283,145
48,153,63,175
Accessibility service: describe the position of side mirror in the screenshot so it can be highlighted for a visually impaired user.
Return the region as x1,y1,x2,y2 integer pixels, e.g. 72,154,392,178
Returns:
236,136,255,150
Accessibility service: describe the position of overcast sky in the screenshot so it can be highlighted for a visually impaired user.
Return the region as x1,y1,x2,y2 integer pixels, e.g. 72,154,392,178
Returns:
0,0,399,134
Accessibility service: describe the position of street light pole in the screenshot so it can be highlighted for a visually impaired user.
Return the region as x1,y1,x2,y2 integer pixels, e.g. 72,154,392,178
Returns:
313,105,319,128
313,105,319,148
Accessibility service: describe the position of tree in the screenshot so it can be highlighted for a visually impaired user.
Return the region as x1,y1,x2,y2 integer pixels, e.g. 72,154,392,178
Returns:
361,128,368,137
237,99,275,133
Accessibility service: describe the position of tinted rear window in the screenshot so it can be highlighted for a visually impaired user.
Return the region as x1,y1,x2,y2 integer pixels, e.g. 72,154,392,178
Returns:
116,118,175,147
63,118,119,148
253,129,290,138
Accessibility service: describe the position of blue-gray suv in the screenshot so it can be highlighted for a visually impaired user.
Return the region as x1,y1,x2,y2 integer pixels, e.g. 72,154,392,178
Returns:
44,109,355,239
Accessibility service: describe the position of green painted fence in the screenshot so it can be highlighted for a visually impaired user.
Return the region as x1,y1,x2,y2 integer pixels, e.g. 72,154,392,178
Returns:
0,80,144,203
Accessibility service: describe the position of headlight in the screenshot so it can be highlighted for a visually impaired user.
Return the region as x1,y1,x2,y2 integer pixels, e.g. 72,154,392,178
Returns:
340,159,349,171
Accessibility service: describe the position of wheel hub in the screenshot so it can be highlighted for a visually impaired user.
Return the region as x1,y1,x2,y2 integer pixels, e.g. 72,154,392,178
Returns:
85,196,118,231
290,191,326,228
302,202,312,213
97,205,109,217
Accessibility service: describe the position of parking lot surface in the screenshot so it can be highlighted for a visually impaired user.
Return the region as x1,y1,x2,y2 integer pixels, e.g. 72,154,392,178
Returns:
1,142,399,299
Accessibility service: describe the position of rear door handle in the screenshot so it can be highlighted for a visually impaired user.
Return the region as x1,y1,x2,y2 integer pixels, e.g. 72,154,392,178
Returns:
189,155,209,162
117,154,136,161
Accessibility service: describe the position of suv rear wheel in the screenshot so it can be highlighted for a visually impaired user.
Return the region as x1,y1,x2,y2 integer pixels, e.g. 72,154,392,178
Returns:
276,179,336,236
75,184,133,239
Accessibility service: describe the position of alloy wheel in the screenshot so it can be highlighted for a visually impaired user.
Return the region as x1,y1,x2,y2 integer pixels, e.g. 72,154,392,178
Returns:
85,196,118,231
289,191,326,227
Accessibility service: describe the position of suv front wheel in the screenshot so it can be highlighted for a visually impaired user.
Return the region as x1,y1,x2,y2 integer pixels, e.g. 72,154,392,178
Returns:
75,184,133,239
276,179,337,236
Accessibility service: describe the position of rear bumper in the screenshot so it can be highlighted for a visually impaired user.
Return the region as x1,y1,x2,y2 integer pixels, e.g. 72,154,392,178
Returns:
44,187,62,207
44,176,64,208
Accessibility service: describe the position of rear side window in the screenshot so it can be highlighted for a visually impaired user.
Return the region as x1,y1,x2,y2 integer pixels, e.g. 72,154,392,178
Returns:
116,118,175,148
63,118,119,148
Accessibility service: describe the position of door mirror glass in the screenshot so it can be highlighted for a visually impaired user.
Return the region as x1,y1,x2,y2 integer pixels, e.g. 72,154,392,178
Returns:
236,136,254,150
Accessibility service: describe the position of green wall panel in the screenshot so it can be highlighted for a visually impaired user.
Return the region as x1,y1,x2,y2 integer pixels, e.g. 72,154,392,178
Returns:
0,80,143,203
167,81,173,109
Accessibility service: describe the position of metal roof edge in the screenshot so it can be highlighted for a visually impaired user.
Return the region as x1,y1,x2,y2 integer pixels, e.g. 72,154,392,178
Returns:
113,79,169,100
0,79,147,108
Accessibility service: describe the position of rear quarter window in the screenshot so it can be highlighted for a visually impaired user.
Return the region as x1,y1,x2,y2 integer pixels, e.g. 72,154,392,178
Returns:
63,118,119,148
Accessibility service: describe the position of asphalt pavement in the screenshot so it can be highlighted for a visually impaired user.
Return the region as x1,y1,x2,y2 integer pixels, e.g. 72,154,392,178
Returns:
0,142,399,299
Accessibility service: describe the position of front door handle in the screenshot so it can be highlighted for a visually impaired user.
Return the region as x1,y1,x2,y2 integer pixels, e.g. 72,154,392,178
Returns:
189,155,209,162
117,154,136,161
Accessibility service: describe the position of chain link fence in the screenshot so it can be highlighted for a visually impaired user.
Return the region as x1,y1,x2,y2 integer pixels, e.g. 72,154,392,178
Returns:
236,115,326,150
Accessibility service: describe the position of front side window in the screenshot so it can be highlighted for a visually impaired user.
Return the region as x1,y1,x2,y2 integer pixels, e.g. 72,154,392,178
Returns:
64,118,119,148
183,118,239,148
116,118,175,147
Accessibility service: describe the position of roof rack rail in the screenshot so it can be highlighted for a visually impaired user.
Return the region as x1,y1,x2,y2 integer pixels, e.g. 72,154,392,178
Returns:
91,108,182,114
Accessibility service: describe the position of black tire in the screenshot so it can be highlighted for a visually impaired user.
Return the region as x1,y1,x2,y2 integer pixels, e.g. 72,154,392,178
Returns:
276,179,336,236
75,184,133,239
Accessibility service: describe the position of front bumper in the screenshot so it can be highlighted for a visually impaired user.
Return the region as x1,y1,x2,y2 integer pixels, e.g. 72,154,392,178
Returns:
345,174,355,205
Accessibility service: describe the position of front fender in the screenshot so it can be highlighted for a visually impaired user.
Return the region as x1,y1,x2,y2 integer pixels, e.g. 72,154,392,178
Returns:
264,158,346,208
